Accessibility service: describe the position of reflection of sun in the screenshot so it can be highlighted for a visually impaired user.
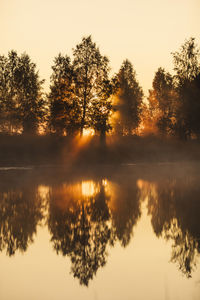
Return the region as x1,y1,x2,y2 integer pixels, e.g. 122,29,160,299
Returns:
38,185,50,200
81,179,110,197
81,181,96,197
102,179,108,186
53,179,111,210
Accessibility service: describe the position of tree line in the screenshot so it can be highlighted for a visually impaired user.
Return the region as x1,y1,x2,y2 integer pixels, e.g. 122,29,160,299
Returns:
0,36,199,140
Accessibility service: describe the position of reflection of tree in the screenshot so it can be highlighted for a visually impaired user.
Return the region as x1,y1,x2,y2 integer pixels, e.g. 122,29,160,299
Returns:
147,179,175,237
108,180,141,247
48,181,111,286
48,176,142,285
0,187,44,256
146,176,200,277
163,219,199,277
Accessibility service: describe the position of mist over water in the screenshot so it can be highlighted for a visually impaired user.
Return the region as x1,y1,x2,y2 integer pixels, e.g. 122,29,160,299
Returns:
0,162,200,299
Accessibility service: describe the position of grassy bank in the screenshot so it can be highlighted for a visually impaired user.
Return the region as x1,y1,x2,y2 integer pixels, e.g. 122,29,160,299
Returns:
0,134,200,166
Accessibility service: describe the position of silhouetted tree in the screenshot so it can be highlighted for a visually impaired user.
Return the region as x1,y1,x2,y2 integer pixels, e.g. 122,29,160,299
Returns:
185,74,200,138
48,37,113,138
0,52,20,133
49,54,81,135
147,68,175,136
73,36,112,136
172,38,200,139
88,60,113,141
173,38,200,85
0,51,45,134
15,52,45,134
112,59,143,135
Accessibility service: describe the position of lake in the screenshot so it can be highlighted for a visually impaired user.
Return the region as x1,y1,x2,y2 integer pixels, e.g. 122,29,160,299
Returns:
0,162,200,300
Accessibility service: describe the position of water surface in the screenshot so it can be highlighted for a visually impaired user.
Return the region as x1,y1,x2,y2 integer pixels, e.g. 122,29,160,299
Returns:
0,163,200,299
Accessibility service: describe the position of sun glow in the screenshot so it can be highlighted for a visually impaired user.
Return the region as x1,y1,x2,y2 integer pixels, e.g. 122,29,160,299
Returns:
38,185,50,200
81,181,97,197
82,128,95,137
51,179,113,212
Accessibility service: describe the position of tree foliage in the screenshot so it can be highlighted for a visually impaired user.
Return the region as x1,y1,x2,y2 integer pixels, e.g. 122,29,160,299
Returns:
172,38,200,85
112,60,143,135
148,68,176,136
0,51,45,134
73,36,112,136
1,37,200,140
49,36,113,137
146,38,200,139
172,38,200,139
49,54,81,135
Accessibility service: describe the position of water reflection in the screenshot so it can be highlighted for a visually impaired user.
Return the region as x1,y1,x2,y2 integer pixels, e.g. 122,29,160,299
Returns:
48,180,111,286
0,165,200,285
0,184,44,255
145,174,200,277
107,179,141,247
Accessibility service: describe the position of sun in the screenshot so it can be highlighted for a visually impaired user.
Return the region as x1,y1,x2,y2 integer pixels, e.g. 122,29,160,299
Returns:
82,128,95,137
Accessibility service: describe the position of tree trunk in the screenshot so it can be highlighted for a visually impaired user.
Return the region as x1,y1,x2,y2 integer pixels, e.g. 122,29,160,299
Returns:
100,130,106,146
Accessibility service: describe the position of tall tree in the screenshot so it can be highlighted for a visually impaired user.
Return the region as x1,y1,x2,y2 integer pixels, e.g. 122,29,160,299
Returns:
49,54,81,136
173,38,200,85
88,59,113,141
148,68,175,136
73,36,112,136
14,52,45,135
172,38,200,139
0,52,19,133
112,60,143,135
0,51,45,135
185,74,200,138
0,54,10,132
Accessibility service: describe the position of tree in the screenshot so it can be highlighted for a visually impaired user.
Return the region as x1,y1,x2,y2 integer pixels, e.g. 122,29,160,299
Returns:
14,52,45,135
148,68,175,136
173,38,200,85
0,52,20,133
73,36,112,136
112,60,143,135
49,54,81,136
186,74,200,138
49,36,113,138
0,54,10,132
0,51,45,135
88,62,113,141
172,38,200,139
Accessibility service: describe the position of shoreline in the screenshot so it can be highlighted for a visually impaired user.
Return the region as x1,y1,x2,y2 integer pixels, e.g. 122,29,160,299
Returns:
0,135,200,167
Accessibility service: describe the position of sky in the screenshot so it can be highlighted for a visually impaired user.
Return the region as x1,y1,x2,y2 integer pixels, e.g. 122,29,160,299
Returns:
1,0,199,95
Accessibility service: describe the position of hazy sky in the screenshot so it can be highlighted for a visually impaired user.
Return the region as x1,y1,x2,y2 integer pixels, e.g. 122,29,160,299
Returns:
1,0,199,95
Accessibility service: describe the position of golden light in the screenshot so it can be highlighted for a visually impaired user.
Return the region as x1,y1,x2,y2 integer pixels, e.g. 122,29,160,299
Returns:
82,128,95,137
51,179,111,211
38,185,50,200
81,180,97,197
137,179,158,202
102,179,108,187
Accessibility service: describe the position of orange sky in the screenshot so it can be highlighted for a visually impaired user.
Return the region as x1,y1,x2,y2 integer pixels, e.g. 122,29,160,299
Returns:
0,0,199,95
